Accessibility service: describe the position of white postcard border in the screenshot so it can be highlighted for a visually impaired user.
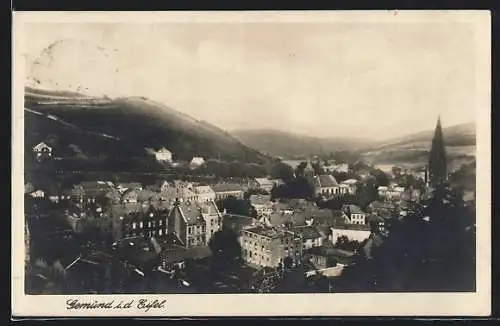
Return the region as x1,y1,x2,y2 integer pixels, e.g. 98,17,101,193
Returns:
11,10,491,317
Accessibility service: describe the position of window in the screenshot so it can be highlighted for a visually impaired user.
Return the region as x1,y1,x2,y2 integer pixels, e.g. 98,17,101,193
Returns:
139,221,143,228
132,222,137,229
159,229,163,236
148,221,151,228
159,220,163,226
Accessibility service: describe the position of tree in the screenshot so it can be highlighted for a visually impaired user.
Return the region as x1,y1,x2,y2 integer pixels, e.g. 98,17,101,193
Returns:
216,196,254,217
371,169,390,187
270,162,295,182
208,227,243,270
392,166,402,177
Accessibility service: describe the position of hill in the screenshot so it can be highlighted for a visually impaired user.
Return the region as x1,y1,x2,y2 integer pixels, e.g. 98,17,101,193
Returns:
362,122,476,170
231,129,374,159
24,86,270,170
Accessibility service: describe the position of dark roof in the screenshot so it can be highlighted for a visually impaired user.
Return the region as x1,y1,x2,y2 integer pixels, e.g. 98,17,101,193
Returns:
185,246,213,260
291,226,322,240
315,175,339,188
118,182,142,189
342,204,365,214
211,183,244,193
137,189,158,202
332,223,371,231
176,202,205,225
244,226,292,239
222,214,258,231
161,246,189,263
249,194,272,206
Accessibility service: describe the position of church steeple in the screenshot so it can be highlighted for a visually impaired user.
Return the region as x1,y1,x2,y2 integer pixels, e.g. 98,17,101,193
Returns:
428,116,447,187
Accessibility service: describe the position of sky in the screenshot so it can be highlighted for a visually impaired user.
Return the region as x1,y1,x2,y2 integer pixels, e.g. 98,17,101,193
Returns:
23,20,478,140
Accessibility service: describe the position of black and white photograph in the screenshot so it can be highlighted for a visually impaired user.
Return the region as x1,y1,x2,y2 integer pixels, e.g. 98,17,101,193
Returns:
12,11,491,317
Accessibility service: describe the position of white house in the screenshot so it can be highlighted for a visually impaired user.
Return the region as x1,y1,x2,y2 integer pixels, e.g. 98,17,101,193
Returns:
330,225,371,243
340,179,359,195
378,185,406,201
194,185,216,203
314,174,340,197
155,147,173,163
32,142,53,160
251,178,276,193
190,157,205,168
342,204,367,225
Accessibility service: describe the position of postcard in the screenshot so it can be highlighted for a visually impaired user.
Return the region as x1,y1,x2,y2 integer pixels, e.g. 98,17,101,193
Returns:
12,10,491,317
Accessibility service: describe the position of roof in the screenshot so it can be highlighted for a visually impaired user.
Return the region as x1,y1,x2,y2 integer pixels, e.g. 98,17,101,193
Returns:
199,200,220,216
222,214,258,230
176,202,205,225
33,142,52,151
211,183,244,193
254,178,274,187
137,189,158,202
315,175,339,188
341,179,359,185
249,194,272,206
190,156,205,162
194,185,215,194
244,226,292,239
342,204,365,215
117,182,142,189
291,226,322,240
185,246,213,260
161,246,189,263
157,147,172,153
332,223,371,231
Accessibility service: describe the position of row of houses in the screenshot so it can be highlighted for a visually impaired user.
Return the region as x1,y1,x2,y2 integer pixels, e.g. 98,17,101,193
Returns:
223,197,390,270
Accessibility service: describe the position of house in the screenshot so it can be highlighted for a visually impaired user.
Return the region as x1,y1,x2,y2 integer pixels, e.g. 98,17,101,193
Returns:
121,188,139,204
112,205,169,241
249,194,274,217
239,226,303,268
251,178,276,193
340,179,359,195
189,157,205,169
401,187,421,202
463,190,476,206
28,189,45,198
304,246,355,277
222,213,259,234
378,185,406,201
146,180,170,193
160,245,213,271
314,174,341,197
32,142,53,161
72,181,115,203
194,185,216,203
291,225,323,249
330,224,371,244
155,147,173,163
341,204,367,225
117,182,143,193
168,201,209,248
198,200,222,244
211,183,245,200
325,163,349,174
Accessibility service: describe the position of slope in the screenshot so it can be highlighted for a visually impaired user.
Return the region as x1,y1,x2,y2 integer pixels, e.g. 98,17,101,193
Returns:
24,87,270,167
231,129,374,159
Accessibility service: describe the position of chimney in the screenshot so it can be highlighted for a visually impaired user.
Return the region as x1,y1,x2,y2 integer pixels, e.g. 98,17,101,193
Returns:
424,165,428,185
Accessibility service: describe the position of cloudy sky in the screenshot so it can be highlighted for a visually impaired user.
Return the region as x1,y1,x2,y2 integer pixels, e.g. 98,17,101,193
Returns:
23,20,478,140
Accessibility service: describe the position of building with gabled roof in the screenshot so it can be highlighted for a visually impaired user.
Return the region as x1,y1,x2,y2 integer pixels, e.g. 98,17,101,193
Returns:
168,199,222,248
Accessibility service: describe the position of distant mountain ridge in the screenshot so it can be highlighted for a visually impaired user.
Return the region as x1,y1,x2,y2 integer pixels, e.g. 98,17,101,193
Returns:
24,86,270,168
231,128,374,159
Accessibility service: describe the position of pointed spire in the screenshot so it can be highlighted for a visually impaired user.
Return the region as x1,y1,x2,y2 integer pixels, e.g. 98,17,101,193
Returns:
428,116,447,188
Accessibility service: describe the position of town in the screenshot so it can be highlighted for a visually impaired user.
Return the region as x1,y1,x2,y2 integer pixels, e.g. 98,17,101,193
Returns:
24,118,476,294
